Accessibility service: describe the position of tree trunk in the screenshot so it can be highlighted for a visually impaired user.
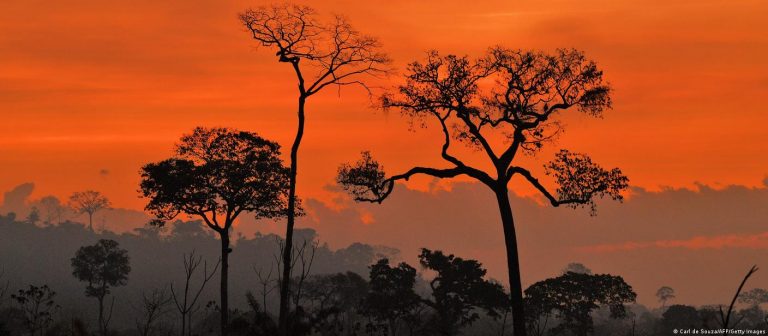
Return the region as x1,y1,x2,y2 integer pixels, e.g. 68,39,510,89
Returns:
279,94,306,335
220,230,231,336
88,212,94,232
494,186,527,336
97,295,105,336
180,312,187,336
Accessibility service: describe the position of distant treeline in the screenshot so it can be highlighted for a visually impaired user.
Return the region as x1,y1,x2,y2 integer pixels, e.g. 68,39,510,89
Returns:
0,213,395,335
0,213,766,336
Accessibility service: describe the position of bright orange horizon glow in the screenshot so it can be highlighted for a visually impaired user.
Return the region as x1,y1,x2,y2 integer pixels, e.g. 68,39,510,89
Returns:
1,0,767,211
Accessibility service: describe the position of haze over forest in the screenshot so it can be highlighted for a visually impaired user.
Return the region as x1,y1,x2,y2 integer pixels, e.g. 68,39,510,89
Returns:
2,180,767,308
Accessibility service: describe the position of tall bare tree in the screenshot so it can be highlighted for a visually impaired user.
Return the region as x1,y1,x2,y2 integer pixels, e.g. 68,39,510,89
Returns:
140,127,291,336
239,4,389,334
69,190,111,232
718,266,759,331
337,48,629,336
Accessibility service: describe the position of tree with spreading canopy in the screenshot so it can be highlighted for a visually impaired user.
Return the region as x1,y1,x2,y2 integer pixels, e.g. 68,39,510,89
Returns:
71,239,131,336
360,258,423,336
238,5,390,334
11,284,59,336
656,286,676,309
418,248,509,335
337,48,629,336
739,288,768,307
139,127,291,336
69,190,111,232
299,272,368,335
524,272,636,336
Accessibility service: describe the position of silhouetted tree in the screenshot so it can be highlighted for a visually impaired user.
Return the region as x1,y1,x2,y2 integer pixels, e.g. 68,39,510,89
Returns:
70,239,131,336
132,288,172,336
253,263,277,318
301,272,368,335
289,239,318,310
170,251,219,336
419,249,509,336
716,265,759,331
10,285,59,336
25,207,40,226
244,291,279,336
361,258,423,336
337,48,629,336
273,236,320,335
239,5,390,334
524,272,636,336
656,286,676,309
140,127,291,336
38,196,65,225
739,288,768,307
68,190,111,232
659,305,700,335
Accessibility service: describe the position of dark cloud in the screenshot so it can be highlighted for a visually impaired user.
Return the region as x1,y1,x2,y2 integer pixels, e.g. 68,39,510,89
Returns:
0,182,34,215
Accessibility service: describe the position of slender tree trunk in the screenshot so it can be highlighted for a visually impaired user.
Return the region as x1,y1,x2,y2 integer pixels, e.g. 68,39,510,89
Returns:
279,94,306,335
494,186,527,336
98,295,105,336
220,230,231,336
88,212,94,232
180,312,187,336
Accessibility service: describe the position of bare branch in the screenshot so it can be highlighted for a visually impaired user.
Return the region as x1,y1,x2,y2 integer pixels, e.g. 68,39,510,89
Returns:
240,4,391,98
170,250,219,336
720,265,759,330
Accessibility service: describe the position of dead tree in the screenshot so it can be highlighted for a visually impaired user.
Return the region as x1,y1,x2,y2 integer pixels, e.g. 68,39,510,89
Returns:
718,265,758,333
290,239,318,309
271,236,318,309
170,251,219,336
133,288,173,336
239,5,390,334
253,263,277,314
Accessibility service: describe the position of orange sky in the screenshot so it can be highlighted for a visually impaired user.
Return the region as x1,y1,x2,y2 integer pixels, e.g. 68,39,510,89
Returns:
1,0,767,210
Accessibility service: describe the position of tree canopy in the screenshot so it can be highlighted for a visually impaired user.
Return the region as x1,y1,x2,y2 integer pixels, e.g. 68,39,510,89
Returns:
419,248,509,335
338,47,629,336
360,258,422,335
140,127,292,231
71,239,131,299
524,272,636,336
338,48,627,213
140,127,293,336
69,190,110,231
